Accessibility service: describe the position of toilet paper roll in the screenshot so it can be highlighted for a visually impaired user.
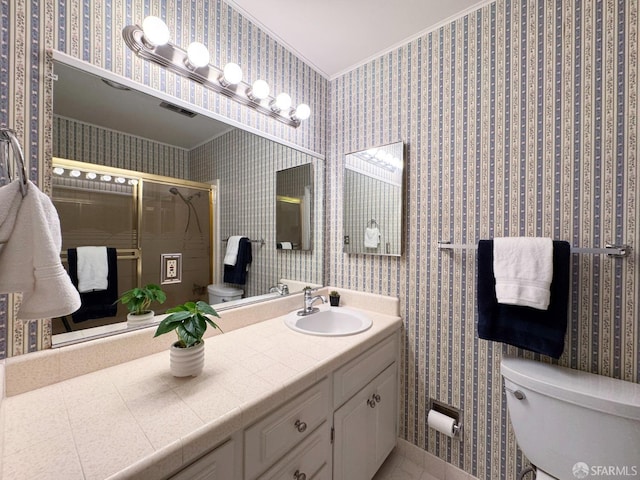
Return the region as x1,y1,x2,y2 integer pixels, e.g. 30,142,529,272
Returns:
427,410,457,437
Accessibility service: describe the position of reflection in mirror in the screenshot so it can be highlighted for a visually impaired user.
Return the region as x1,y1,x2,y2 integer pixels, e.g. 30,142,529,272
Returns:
51,159,213,341
50,55,324,346
276,164,313,251
343,141,403,256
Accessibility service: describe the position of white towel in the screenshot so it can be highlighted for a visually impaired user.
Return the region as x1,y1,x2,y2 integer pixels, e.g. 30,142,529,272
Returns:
280,242,292,250
76,246,108,292
364,227,380,248
493,237,553,310
224,235,243,266
0,180,81,320
0,180,23,247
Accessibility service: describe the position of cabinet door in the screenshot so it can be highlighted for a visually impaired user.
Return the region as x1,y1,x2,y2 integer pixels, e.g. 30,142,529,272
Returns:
333,363,397,480
333,383,374,480
373,363,397,471
170,437,236,480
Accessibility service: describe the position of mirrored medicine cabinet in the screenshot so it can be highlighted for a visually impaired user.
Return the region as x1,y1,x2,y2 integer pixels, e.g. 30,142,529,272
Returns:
343,141,404,256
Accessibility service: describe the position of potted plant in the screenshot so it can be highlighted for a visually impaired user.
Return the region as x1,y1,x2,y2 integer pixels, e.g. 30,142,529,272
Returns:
117,283,167,325
154,300,221,377
329,290,341,307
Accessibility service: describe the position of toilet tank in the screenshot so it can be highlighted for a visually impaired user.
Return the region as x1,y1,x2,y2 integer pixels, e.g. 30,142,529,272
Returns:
501,357,640,480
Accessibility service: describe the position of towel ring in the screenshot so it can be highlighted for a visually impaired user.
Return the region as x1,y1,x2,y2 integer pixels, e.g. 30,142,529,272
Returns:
0,128,28,197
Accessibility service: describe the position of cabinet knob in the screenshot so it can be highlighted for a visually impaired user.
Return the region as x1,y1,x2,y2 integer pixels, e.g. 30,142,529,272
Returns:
294,469,307,480
373,393,381,403
367,398,376,408
294,419,307,433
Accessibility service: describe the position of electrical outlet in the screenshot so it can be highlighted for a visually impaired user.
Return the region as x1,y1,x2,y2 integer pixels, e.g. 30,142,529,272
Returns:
161,253,182,284
167,259,178,278
344,235,350,244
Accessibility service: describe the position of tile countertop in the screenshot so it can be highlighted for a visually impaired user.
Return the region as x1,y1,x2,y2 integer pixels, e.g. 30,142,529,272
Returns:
1,289,401,480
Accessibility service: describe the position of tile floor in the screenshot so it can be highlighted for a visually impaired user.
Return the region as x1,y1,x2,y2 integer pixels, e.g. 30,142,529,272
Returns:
373,449,442,480
373,440,478,480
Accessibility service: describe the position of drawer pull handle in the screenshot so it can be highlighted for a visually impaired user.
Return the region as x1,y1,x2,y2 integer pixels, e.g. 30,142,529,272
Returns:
294,469,307,480
294,420,307,433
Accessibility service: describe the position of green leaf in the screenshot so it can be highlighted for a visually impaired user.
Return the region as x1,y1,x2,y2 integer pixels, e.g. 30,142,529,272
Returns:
195,301,220,317
154,317,180,337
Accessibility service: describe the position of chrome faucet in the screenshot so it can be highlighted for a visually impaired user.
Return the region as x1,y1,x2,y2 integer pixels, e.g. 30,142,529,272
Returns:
269,283,289,296
297,288,326,316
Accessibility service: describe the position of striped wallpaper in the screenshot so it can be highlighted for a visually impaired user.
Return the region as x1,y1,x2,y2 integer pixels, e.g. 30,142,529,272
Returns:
327,0,638,479
53,116,190,179
190,128,324,297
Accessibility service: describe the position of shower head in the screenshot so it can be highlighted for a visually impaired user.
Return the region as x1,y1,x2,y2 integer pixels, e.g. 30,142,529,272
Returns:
170,187,189,202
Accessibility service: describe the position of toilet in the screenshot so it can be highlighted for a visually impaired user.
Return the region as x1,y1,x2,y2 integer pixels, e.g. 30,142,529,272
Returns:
501,356,640,480
207,284,243,304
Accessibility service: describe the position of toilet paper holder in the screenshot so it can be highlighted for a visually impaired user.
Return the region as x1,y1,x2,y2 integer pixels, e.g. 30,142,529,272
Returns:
429,399,463,439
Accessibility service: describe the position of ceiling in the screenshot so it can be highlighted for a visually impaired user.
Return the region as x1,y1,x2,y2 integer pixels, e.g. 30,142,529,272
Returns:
225,0,490,79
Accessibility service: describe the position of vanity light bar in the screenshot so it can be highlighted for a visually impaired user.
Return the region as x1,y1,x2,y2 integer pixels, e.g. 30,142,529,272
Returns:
53,167,137,186
122,17,311,128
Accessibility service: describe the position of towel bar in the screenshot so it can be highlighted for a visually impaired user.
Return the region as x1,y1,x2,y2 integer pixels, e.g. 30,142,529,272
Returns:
222,237,265,247
438,241,631,258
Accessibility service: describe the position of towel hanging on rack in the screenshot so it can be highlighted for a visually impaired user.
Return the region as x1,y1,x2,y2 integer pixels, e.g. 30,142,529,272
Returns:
0,179,80,319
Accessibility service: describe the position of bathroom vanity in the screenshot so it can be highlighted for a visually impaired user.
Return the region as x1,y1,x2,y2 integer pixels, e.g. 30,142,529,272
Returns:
0,289,401,480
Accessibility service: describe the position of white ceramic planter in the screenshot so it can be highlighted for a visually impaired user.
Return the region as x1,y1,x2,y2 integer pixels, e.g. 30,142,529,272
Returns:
170,340,205,377
127,310,155,326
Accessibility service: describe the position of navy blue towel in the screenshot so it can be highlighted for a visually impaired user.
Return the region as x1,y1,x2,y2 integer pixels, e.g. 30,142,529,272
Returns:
477,240,570,359
223,237,252,285
67,247,119,323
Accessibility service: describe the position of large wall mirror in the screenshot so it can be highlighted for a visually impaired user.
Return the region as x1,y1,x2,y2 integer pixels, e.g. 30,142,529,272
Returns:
343,141,403,256
50,53,324,345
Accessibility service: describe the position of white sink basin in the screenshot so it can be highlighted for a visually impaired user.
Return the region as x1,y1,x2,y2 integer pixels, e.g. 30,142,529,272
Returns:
284,307,373,336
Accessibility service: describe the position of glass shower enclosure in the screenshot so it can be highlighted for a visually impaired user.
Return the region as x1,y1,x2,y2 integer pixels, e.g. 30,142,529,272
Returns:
51,158,214,338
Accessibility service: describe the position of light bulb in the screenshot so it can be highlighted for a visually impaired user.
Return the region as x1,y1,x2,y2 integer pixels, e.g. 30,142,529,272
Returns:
53,167,64,175
220,62,243,86
186,42,209,68
70,170,81,177
100,175,112,182
128,179,139,186
292,103,311,121
86,172,97,180
271,92,292,112
115,177,126,184
142,16,170,46
247,79,270,100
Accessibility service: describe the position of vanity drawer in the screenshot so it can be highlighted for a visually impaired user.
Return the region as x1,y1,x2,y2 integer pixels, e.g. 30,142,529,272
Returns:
333,332,398,408
245,377,330,480
257,422,330,480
